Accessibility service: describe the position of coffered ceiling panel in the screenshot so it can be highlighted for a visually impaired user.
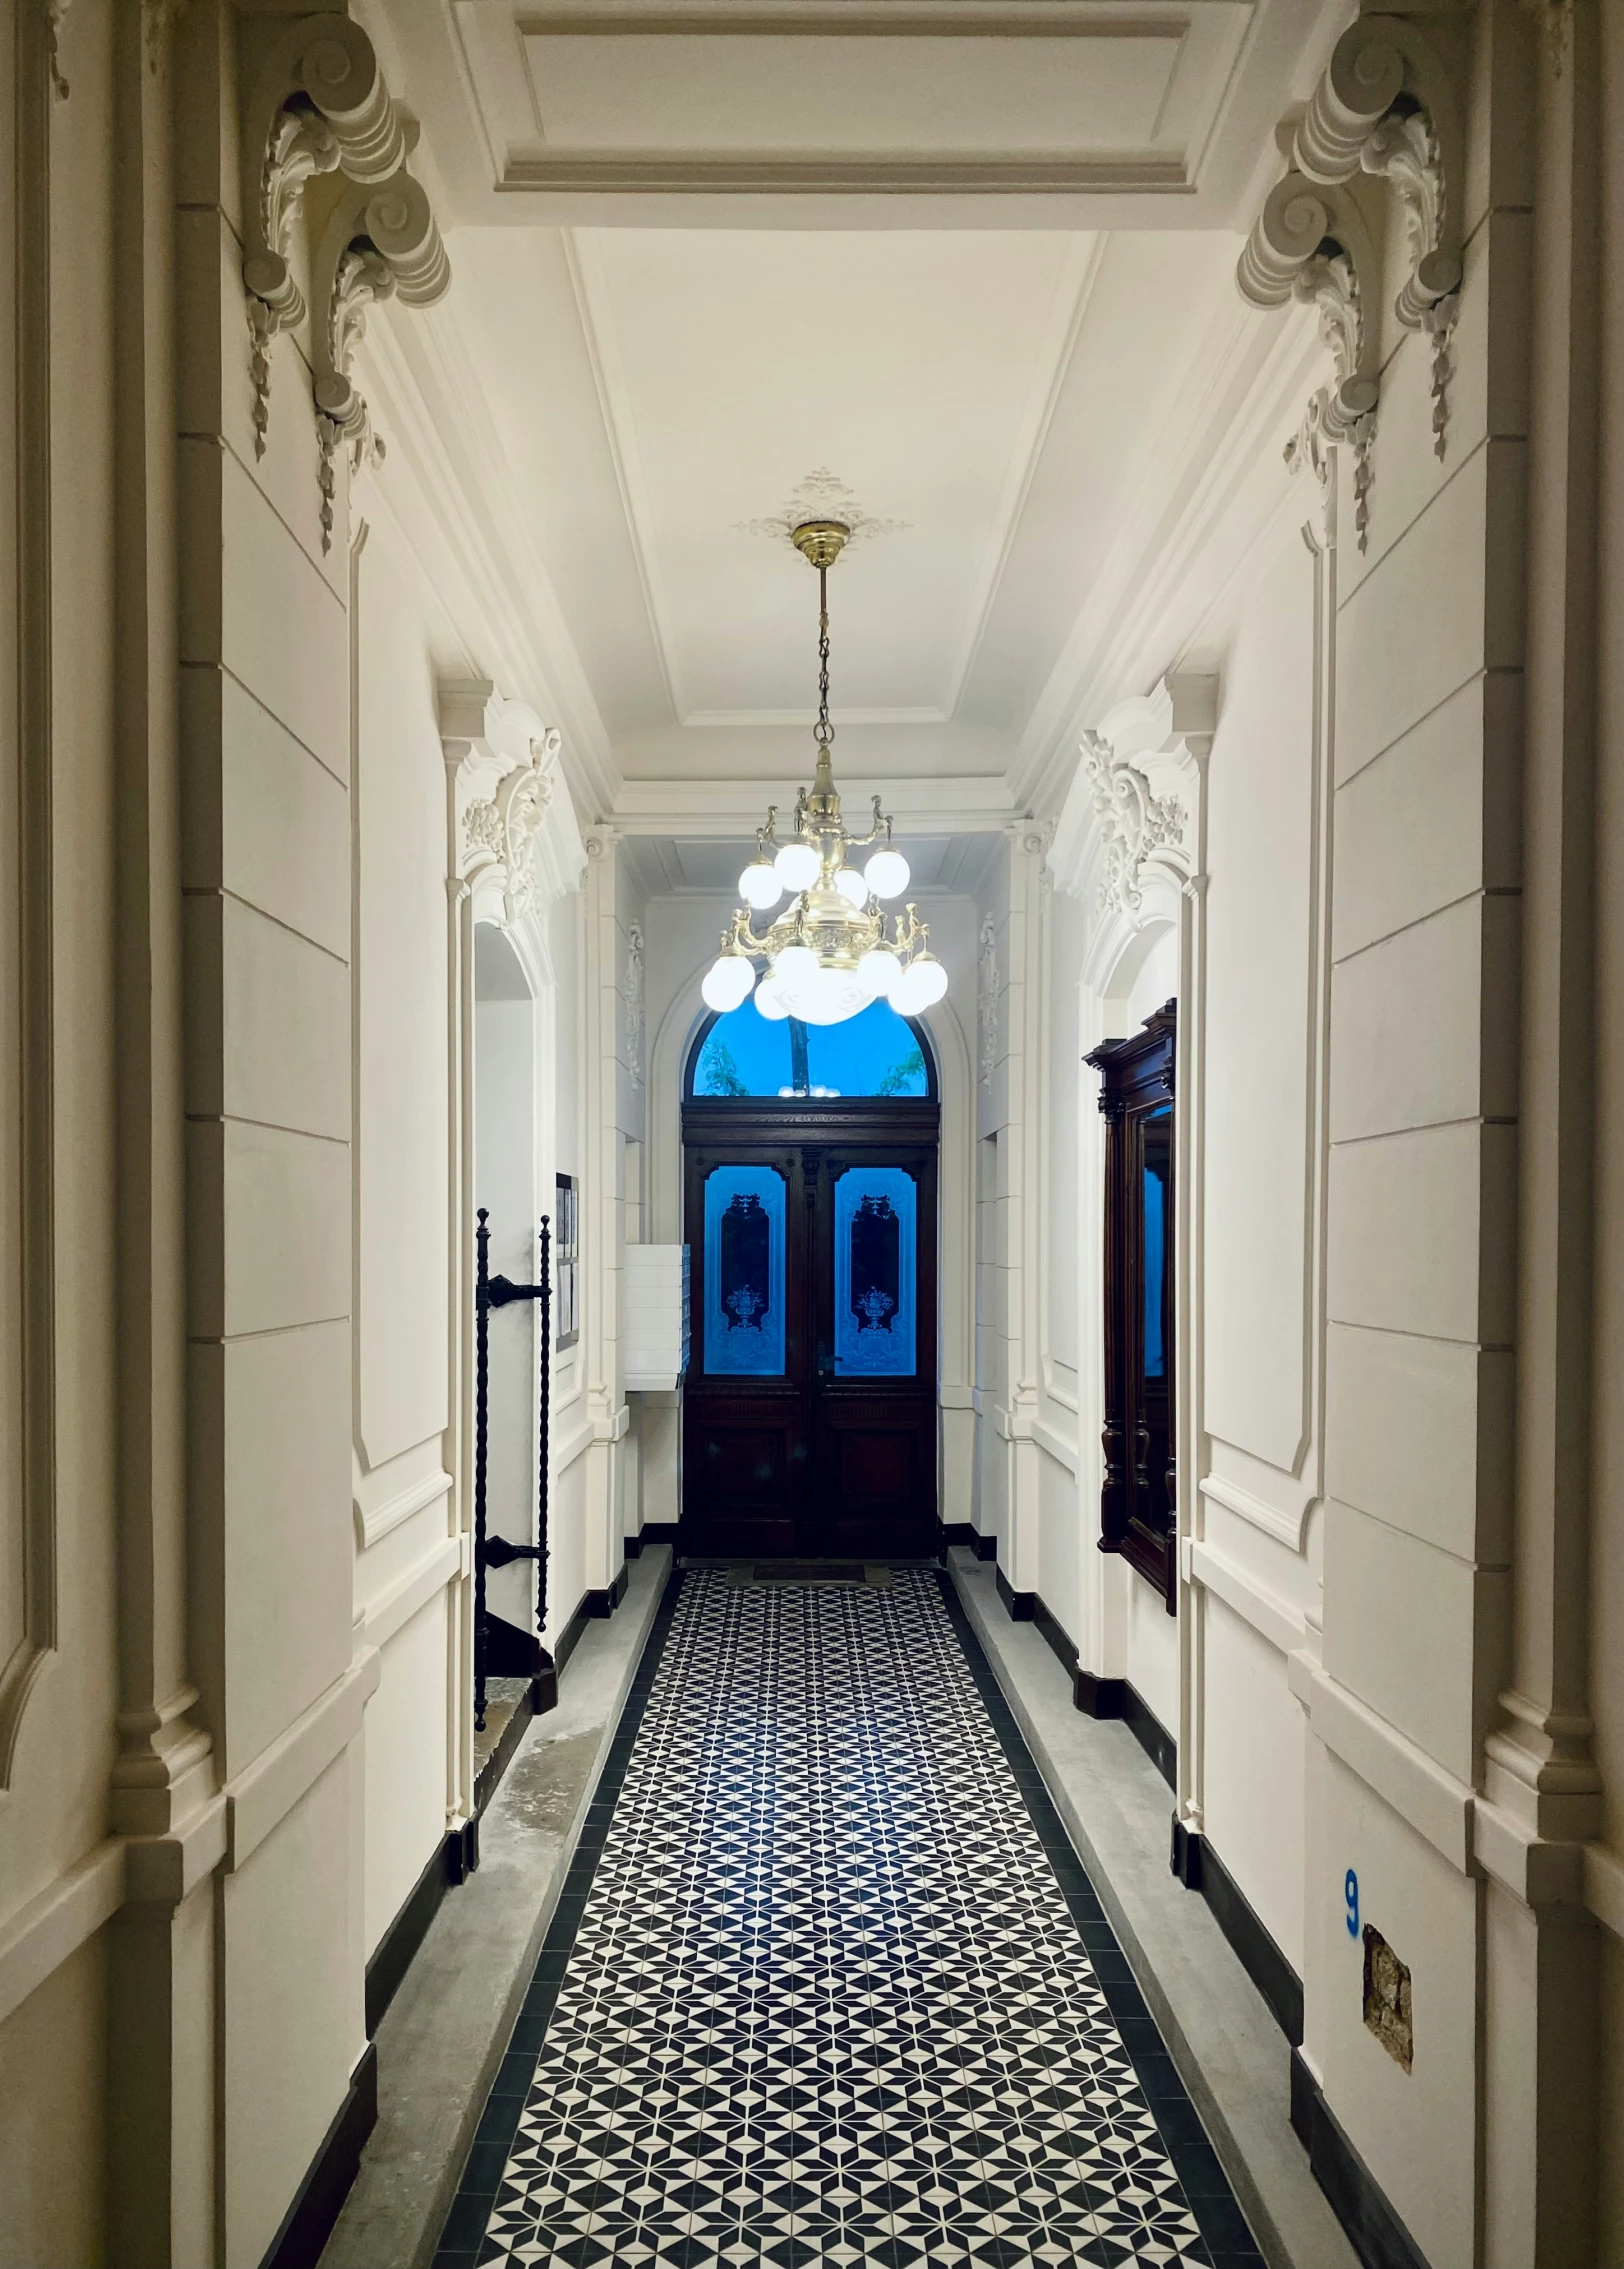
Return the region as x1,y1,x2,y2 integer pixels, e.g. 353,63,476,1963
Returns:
390,0,1330,227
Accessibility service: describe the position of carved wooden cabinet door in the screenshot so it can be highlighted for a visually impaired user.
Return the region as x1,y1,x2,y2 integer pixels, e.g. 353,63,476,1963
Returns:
1086,1002,1177,1610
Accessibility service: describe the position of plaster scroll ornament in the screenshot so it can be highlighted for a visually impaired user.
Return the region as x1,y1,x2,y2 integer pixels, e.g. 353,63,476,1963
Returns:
626,923,646,1091
1238,173,1380,550
1082,731,1187,919
977,918,998,1093
239,16,439,462
462,798,504,865
1292,15,1464,460
310,173,451,550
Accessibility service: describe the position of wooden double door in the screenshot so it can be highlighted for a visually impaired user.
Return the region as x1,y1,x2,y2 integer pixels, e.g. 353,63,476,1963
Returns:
681,1101,939,1559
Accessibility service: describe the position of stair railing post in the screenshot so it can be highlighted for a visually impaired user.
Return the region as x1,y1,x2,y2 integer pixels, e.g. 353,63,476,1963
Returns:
536,1214,555,1711
474,1206,492,1732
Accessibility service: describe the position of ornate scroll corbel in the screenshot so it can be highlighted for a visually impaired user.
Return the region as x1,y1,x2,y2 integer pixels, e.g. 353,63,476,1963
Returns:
239,14,410,458
1081,730,1188,919
1239,172,1382,549
308,166,451,550
1293,14,1464,460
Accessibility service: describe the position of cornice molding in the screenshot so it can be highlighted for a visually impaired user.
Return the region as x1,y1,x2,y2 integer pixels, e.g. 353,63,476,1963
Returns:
237,10,450,528
1237,11,1466,550
352,305,618,819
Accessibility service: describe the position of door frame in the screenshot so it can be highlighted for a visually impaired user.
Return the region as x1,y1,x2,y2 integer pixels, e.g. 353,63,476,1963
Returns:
681,1096,941,1554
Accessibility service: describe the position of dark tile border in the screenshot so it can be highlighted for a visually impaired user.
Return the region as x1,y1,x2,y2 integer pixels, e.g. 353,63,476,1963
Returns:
259,2044,376,2269
933,1571,1266,2269
430,1570,687,2269
1291,2048,1429,2269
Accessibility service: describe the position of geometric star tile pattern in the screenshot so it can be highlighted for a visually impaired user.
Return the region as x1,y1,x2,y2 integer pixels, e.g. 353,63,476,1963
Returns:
434,1567,1265,2268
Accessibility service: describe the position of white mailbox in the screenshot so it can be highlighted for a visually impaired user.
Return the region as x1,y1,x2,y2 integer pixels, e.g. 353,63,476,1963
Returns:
623,1244,691,1392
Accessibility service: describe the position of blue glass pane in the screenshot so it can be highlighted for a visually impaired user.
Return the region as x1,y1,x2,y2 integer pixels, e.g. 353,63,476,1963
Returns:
834,1168,917,1376
692,997,929,1098
1143,1165,1165,1379
703,1165,786,1376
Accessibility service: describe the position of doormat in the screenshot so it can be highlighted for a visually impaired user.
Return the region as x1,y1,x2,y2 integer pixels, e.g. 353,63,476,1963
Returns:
727,1562,893,1589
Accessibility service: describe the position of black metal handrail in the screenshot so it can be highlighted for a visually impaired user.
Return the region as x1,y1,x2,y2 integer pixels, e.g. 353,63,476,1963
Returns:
472,1210,555,1731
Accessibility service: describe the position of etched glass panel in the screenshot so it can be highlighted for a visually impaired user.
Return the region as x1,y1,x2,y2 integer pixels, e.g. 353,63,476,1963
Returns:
1142,1106,1171,1382
834,1167,917,1377
703,1165,786,1377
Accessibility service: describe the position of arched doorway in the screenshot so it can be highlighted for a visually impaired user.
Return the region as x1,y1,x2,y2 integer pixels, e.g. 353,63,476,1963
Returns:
473,921,542,1651
681,997,940,1559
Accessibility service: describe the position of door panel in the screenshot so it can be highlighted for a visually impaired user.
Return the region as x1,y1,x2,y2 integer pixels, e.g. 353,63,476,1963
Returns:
682,1107,938,1558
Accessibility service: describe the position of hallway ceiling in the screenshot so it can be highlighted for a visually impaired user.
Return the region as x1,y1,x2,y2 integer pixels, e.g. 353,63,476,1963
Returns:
370,0,1339,829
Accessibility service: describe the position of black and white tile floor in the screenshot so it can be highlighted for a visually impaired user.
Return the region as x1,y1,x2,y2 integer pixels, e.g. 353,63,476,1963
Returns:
435,1568,1264,2269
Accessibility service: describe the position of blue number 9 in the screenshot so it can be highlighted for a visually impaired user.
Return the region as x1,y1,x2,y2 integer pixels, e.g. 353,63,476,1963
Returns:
1345,1868,1360,1939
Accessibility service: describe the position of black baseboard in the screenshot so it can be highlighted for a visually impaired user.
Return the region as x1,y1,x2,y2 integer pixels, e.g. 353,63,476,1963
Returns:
1170,1825,1303,2044
552,1562,631,1679
364,1829,473,2036
625,1521,679,1558
1290,2048,1429,2269
259,2042,377,2269
1075,1669,1127,1718
1123,1684,1176,1788
1031,1594,1078,1676
589,1562,631,1615
994,1565,1033,1620
941,1523,997,1560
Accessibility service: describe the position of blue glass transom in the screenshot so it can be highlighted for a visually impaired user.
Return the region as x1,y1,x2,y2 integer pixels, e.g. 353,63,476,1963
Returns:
703,1165,787,1377
834,1167,917,1377
691,998,930,1099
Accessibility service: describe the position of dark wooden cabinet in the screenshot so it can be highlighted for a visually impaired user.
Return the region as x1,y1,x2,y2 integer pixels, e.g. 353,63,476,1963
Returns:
681,1101,939,1559
1086,1001,1177,1610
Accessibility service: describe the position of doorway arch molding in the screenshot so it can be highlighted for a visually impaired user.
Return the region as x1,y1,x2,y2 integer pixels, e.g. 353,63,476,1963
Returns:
437,678,585,1833
1044,675,1213,1828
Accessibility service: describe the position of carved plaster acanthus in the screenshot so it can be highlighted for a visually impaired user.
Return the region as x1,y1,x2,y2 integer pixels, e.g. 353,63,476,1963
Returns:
1082,730,1187,918
239,15,423,458
1239,171,1381,549
309,170,450,549
626,922,646,1091
1294,14,1464,459
977,917,999,1092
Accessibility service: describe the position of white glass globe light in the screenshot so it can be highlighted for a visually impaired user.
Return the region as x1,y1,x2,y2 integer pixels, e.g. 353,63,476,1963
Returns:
773,943,818,986
774,840,821,892
833,866,869,910
892,953,948,1013
858,947,901,996
864,847,910,900
739,858,783,910
796,966,867,1025
754,976,790,1020
701,953,756,1013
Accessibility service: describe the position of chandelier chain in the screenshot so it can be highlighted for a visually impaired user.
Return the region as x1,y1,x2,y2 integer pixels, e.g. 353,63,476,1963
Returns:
814,564,832,749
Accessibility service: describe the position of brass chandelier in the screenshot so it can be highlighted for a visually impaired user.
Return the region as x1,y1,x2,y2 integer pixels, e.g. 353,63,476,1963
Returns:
701,520,948,1028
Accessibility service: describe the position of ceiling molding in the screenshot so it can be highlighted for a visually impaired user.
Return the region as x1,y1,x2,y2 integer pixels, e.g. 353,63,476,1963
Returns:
938,230,1106,720
613,773,1019,836
682,707,949,729
562,227,686,721
354,301,620,819
1010,285,1320,815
